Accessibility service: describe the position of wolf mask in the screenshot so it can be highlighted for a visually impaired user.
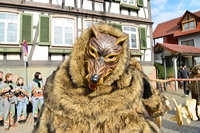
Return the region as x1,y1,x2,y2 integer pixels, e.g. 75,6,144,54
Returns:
85,25,128,90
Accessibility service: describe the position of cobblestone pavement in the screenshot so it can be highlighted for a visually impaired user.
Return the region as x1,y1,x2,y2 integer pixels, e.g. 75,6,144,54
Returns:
1,89,200,133
0,113,34,133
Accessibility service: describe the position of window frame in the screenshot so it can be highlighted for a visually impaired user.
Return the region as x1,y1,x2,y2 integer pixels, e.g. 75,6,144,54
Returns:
51,17,75,47
122,25,139,49
180,38,195,46
83,19,104,29
120,0,136,6
182,15,196,31
0,12,20,44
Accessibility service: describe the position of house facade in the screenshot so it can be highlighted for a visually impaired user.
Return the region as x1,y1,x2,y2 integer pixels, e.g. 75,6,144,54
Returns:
154,10,200,67
0,0,154,84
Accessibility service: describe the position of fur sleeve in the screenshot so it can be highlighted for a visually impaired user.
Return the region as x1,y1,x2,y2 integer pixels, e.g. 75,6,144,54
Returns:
142,76,168,118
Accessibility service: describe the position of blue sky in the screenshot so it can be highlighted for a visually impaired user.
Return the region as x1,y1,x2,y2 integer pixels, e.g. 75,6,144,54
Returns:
151,0,200,30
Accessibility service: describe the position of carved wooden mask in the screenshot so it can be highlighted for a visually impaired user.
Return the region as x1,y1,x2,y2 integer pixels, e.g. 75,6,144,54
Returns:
84,24,128,90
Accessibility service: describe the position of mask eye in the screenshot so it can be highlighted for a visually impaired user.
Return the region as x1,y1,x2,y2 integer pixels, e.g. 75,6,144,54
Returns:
89,47,98,58
105,54,118,62
91,49,95,54
107,55,116,59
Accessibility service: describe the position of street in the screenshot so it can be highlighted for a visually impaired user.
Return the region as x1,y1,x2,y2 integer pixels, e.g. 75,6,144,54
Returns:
0,89,200,133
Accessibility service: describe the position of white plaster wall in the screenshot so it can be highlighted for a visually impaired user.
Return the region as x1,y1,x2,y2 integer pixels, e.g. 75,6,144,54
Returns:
65,0,74,7
105,2,109,12
78,31,82,37
33,0,49,3
121,9,129,16
7,54,20,60
130,11,137,17
32,46,48,60
105,2,120,14
52,0,62,5
78,18,82,30
146,25,150,36
95,2,104,12
0,54,3,60
110,3,120,14
138,9,145,18
143,0,148,7
82,0,92,10
146,37,151,48
145,8,148,18
51,55,63,61
141,50,151,61
77,0,81,8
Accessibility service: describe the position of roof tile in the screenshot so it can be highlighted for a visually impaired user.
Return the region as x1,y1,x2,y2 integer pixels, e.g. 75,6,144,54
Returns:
153,11,200,39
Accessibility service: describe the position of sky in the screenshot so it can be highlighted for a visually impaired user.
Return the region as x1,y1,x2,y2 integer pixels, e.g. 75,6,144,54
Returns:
151,0,200,31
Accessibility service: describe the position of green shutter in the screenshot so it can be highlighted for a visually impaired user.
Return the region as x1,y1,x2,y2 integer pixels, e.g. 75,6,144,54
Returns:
137,0,144,7
139,27,147,50
39,15,50,45
20,13,33,44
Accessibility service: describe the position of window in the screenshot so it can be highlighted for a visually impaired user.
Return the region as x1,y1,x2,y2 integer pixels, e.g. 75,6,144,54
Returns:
121,0,136,5
52,18,74,46
85,21,99,29
123,26,138,49
182,15,196,31
0,12,19,44
181,39,195,46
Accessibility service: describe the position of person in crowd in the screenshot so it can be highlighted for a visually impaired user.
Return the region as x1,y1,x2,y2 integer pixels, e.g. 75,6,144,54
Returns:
29,72,44,123
15,77,31,123
1,73,17,130
178,64,190,96
0,71,4,126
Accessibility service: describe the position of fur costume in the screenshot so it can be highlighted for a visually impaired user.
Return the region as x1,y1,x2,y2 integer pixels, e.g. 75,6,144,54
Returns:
190,64,200,102
33,24,168,133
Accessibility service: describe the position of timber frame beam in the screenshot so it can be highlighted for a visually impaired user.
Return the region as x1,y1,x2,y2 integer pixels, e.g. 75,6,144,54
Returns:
0,0,153,24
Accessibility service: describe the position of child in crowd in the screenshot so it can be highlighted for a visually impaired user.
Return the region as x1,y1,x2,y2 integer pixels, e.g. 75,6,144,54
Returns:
1,73,17,131
29,72,44,123
16,77,31,123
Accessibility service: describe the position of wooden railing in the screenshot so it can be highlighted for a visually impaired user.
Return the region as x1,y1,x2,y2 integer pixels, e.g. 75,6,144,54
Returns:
150,78,200,83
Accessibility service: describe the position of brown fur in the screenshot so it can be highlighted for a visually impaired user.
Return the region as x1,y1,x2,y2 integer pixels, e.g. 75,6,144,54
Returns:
33,24,167,133
190,65,200,103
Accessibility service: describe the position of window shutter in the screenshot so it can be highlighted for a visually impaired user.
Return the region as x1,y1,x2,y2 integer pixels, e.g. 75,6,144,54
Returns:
139,27,147,49
137,0,144,7
39,15,50,45
20,13,33,44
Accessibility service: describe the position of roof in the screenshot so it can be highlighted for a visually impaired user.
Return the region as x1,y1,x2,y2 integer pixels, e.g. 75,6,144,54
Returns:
177,10,200,24
153,10,200,39
154,43,200,56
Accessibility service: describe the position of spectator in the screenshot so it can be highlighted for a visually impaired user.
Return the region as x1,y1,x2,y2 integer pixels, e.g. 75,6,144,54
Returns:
0,71,4,126
178,64,190,96
29,72,44,123
2,73,17,130
16,77,31,123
